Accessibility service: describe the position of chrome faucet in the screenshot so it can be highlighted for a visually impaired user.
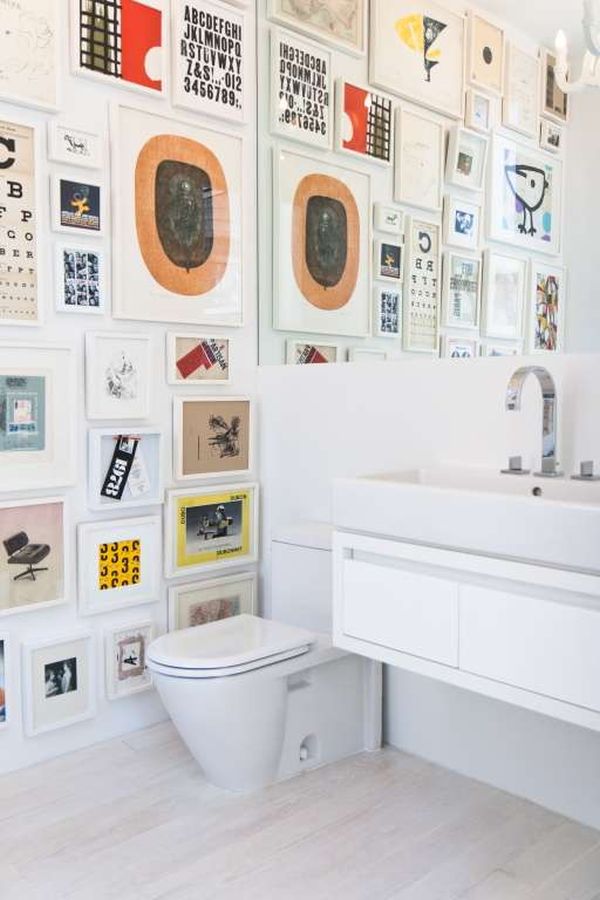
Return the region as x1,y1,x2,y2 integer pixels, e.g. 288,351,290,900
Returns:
504,366,562,478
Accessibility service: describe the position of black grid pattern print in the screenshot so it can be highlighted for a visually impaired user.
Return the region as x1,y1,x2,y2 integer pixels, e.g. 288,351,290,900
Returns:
79,0,122,77
366,94,392,163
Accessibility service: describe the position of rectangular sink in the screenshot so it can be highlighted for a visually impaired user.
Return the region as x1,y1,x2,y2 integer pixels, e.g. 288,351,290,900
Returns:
333,466,600,574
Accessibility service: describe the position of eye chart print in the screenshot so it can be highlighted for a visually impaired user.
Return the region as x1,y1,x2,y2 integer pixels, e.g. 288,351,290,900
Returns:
98,539,141,591
270,29,332,149
404,218,440,353
172,0,248,123
0,121,38,324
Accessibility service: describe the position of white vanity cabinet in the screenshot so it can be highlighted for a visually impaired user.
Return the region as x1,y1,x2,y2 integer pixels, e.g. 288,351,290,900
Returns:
333,531,600,732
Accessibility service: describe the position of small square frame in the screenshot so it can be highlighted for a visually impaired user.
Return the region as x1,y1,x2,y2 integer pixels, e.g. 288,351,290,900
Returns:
50,173,106,237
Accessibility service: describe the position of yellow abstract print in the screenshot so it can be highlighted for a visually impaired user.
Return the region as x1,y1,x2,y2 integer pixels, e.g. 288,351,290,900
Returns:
98,539,141,590
395,14,446,82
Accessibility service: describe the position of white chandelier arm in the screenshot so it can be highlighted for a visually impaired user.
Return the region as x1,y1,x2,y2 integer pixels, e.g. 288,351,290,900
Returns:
583,0,600,55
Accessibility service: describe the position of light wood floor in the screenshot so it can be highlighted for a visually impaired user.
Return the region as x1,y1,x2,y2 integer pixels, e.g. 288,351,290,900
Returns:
0,724,599,900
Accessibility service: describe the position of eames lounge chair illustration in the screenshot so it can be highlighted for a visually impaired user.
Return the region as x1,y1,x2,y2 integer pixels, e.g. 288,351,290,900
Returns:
3,532,50,582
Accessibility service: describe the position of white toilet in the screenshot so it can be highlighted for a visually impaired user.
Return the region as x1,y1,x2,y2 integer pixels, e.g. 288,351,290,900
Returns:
148,525,381,792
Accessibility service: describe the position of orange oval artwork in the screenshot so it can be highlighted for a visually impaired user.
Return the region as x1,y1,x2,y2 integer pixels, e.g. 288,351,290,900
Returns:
292,173,360,311
135,134,230,296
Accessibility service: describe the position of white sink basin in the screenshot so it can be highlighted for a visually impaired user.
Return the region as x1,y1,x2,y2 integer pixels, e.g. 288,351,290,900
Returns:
333,466,600,574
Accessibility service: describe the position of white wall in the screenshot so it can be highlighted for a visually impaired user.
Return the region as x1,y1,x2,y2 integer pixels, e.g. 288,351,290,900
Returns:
0,5,257,773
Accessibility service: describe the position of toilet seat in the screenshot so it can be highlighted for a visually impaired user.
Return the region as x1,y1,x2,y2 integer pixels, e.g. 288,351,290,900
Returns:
147,614,315,680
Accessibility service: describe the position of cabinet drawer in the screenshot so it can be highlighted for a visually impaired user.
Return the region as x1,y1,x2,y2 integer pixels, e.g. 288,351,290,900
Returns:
341,558,459,666
460,586,600,711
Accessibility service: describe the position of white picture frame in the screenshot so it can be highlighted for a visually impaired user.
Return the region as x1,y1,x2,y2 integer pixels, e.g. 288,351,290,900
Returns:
482,250,527,341
348,348,388,362
466,11,505,96
528,261,566,354
442,252,482,331
268,0,367,56
335,79,393,166
168,573,257,630
540,48,569,124
540,119,565,155
47,122,103,169
503,43,541,139
373,203,403,235
22,633,95,737
77,516,162,616
105,621,155,700
88,428,164,512
286,341,339,364
403,217,441,354
0,344,77,493
54,244,106,315
441,335,480,359
0,0,59,112
85,332,152,421
370,0,465,119
50,173,106,237
465,89,496,133
172,396,253,482
165,483,259,579
481,342,521,357
0,635,8,728
445,126,488,193
373,240,404,283
166,334,231,386
394,107,444,212
374,286,402,339
443,196,482,251
270,28,332,150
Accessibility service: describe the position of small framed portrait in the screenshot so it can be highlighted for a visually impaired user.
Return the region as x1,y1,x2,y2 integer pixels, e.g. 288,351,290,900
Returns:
335,79,393,165
529,262,566,354
88,428,164,512
540,119,564,155
166,334,231,386
373,203,403,236
482,250,527,341
465,89,496,133
165,484,259,579
22,633,95,736
374,240,403,283
286,341,339,365
467,12,505,95
374,286,402,338
446,127,488,192
47,122,103,169
50,174,105,236
540,49,569,123
55,245,105,314
442,253,482,331
168,573,257,631
173,397,252,482
77,516,161,616
348,348,387,362
0,636,8,728
85,332,152,421
105,622,155,700
443,196,482,251
441,335,480,359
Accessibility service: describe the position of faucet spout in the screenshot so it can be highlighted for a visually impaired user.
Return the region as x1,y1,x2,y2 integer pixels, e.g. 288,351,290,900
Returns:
505,366,562,477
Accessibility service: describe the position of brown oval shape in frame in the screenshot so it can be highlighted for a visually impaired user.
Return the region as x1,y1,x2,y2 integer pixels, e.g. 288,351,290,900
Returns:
292,173,359,311
135,135,230,296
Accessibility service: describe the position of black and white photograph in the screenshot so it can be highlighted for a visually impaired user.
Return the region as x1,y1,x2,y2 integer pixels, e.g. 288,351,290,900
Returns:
24,634,94,736
56,246,104,313
44,657,77,698
375,287,402,337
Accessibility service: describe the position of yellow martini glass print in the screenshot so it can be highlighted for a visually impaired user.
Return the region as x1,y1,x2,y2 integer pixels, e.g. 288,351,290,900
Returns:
395,14,447,82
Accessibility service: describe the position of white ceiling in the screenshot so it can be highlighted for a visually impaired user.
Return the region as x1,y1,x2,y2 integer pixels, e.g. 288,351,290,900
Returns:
474,0,585,49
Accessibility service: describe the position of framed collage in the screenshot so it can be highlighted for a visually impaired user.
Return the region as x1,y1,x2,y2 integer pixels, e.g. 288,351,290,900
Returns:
55,245,105,314
168,573,257,630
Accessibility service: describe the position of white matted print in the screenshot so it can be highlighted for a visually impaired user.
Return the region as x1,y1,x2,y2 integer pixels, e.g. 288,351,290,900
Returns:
540,119,564,155
443,196,481,251
0,636,7,727
55,245,105,314
88,428,164,511
77,516,161,616
488,134,562,257
482,250,527,340
0,0,59,111
529,261,565,354
50,174,105,236
403,217,441,354
269,0,366,56
85,332,151,420
47,122,102,169
445,127,488,192
467,12,504,95
370,0,465,119
172,0,248,123
173,396,252,482
373,203,403,235
168,573,257,630
273,147,371,338
503,43,540,139
105,622,154,700
167,334,230,385
270,29,332,150
465,89,495,133
286,341,339,364
481,342,520,357
22,633,94,736
394,107,444,212
441,335,480,359
374,286,402,338
348,348,387,362
112,104,242,327
442,252,481,330
335,79,393,165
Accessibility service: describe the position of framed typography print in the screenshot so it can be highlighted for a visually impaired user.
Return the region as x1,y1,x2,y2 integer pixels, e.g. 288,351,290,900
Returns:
165,483,258,578
403,217,440,354
105,622,154,699
0,119,39,325
71,0,166,95
167,334,231,385
0,344,76,493
541,49,568,123
51,175,104,236
503,43,540,139
168,573,257,630
0,0,59,111
482,250,527,340
286,341,339,364
443,196,481,251
335,80,392,165
445,127,488,193
0,636,6,727
467,12,504,95
172,0,248,123
441,335,479,359
0,498,66,616
374,287,402,338
85,332,151,420
273,147,371,338
529,261,565,354
270,29,332,150
22,633,94,736
47,122,103,169
488,134,562,256
112,104,242,326
269,0,366,56
394,107,444,212
88,428,164,511
55,245,105,314
77,516,161,616
370,0,465,118
173,397,251,481
442,252,481,331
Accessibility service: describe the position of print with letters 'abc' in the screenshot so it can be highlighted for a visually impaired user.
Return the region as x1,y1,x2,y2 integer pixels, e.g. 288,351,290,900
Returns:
98,538,141,591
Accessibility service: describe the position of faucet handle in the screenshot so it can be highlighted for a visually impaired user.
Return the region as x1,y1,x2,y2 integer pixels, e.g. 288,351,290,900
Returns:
535,456,563,478
571,460,600,481
501,455,531,476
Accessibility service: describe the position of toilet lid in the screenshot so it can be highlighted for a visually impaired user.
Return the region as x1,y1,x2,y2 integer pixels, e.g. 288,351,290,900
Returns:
147,614,315,672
